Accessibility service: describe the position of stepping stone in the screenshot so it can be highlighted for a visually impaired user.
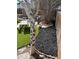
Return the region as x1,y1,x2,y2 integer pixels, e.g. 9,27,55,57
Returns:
17,52,30,59
18,47,27,53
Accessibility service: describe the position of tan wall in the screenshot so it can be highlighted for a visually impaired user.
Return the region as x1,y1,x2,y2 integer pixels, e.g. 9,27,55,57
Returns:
56,11,61,59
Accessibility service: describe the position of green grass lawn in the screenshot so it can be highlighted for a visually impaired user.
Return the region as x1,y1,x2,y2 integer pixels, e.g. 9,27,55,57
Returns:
17,25,39,49
17,31,30,49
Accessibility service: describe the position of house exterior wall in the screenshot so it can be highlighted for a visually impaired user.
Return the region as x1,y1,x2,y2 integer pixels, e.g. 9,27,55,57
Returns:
56,10,61,59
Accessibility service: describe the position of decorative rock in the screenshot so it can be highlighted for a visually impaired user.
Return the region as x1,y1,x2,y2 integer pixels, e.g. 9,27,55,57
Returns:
34,26,57,56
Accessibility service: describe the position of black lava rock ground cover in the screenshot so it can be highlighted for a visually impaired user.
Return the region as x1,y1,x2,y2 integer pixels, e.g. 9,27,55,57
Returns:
34,26,57,56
